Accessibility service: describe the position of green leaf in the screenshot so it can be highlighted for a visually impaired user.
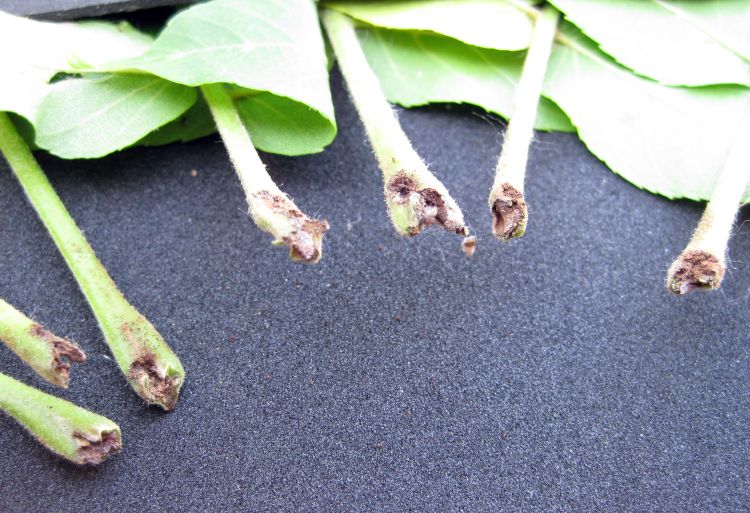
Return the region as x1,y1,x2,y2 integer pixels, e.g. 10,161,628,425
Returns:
34,74,197,159
357,27,574,132
137,89,338,155
543,27,750,202
108,0,336,155
549,0,750,86
0,11,188,159
236,92,338,155
0,11,152,122
350,1,750,202
138,95,216,147
671,0,750,62
324,0,535,51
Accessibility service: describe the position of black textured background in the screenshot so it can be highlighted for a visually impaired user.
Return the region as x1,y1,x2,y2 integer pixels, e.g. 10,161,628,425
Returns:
1,2,749,512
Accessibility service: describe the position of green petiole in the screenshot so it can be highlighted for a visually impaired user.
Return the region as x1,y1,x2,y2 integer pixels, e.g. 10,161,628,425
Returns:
0,112,184,410
666,104,750,294
321,9,473,254
0,298,85,388
0,372,121,465
489,4,559,242
201,83,329,263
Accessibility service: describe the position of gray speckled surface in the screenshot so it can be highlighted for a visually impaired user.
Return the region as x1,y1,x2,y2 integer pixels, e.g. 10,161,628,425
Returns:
1,4,749,510
1,69,748,512
0,0,190,19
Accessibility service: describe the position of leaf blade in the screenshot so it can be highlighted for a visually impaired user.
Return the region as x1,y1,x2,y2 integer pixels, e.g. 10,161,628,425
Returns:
549,0,750,86
358,27,574,132
106,0,337,155
324,0,535,51
0,11,153,122
543,28,750,201
34,74,197,159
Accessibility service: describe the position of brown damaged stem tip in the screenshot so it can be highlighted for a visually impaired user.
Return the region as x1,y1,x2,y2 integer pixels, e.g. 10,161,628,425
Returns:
462,236,477,257
253,191,329,263
74,430,122,465
388,174,467,237
287,218,330,263
666,250,726,295
491,184,527,242
128,355,181,411
30,324,86,388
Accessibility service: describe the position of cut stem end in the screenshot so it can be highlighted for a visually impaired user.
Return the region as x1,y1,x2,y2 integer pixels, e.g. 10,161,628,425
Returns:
30,324,86,388
490,183,527,242
386,173,468,238
128,355,183,411
0,372,122,465
74,429,122,465
462,236,477,257
250,190,329,263
666,250,725,295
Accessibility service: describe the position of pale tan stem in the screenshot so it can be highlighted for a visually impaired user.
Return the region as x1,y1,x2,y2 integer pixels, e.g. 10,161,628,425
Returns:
666,104,750,294
0,298,85,388
489,5,559,241
201,83,328,263
321,8,469,242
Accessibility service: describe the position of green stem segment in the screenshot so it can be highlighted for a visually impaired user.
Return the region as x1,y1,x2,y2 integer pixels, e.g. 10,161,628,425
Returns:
0,372,121,464
200,84,329,263
0,298,85,388
489,4,559,241
321,9,472,251
0,112,184,410
666,105,750,294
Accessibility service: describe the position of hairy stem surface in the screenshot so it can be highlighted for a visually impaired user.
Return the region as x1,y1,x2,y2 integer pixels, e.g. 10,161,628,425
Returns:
201,84,328,263
0,372,121,464
0,113,184,410
0,298,85,388
489,4,559,241
666,105,750,294
321,9,470,245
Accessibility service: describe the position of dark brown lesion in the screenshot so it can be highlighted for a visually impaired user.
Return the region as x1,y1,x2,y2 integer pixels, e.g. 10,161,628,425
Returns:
120,321,182,411
128,353,181,411
28,324,86,388
491,183,527,241
387,173,467,236
74,430,122,465
667,250,725,295
462,236,477,257
252,190,329,263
